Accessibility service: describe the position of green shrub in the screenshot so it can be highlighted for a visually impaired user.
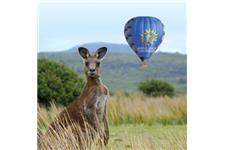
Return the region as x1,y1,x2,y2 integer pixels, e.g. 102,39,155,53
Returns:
38,57,84,106
138,79,175,97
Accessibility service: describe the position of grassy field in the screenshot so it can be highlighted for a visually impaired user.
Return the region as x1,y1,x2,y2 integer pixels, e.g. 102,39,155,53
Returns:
107,124,186,150
38,92,186,150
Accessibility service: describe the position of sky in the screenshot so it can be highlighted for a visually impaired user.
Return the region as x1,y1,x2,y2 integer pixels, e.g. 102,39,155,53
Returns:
38,0,186,53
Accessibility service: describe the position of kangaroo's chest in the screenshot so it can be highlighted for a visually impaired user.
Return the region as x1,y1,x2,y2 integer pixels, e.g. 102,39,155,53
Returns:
94,95,108,120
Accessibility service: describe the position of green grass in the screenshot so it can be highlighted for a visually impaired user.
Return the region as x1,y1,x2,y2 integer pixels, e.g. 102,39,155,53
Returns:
107,124,186,150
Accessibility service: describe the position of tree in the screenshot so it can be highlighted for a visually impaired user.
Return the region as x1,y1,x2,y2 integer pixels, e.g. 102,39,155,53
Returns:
138,79,175,97
38,57,84,106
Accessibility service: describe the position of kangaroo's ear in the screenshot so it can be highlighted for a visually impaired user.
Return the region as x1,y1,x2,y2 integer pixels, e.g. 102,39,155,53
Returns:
78,47,90,59
95,47,107,60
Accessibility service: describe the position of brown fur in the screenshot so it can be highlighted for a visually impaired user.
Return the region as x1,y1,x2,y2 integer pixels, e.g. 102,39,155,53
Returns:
47,47,109,145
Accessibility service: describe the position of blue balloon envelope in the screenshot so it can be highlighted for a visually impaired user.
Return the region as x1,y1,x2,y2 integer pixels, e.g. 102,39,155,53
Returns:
124,16,165,62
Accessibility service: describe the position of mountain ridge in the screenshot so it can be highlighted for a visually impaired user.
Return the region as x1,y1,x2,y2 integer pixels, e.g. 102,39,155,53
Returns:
39,42,185,54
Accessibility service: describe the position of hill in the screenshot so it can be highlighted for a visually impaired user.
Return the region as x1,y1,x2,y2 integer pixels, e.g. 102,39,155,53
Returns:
64,42,132,53
38,47,186,94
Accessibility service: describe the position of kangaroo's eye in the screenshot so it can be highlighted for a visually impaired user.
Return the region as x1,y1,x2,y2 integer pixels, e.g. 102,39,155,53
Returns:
96,62,100,67
85,62,89,66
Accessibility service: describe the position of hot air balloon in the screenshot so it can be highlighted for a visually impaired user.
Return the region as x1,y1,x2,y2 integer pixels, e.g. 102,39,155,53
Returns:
124,16,165,65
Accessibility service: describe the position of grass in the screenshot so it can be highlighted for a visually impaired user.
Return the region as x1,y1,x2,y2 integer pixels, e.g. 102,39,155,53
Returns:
38,92,187,150
108,92,186,125
107,124,186,150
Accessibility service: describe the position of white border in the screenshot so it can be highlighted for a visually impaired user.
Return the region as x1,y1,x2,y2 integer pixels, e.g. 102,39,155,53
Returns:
0,0,37,149
188,0,225,149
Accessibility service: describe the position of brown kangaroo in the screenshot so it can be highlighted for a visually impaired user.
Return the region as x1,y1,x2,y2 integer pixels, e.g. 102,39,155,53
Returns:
47,47,109,145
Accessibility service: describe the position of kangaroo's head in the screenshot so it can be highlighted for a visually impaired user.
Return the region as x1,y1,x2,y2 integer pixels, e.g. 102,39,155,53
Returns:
78,47,107,79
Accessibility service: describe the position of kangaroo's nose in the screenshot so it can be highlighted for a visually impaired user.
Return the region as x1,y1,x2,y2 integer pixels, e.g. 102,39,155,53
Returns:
89,68,95,72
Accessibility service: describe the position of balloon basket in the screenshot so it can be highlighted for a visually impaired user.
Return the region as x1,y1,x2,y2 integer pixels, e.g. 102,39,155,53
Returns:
140,61,148,69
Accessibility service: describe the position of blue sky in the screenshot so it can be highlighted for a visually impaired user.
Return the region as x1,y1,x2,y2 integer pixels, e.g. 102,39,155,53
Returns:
38,0,186,53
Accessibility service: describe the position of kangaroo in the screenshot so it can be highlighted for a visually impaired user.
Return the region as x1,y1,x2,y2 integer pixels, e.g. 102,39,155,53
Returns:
47,47,109,146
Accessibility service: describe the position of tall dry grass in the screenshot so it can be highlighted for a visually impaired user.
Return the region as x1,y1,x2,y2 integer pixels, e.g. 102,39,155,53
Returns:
109,92,186,125
38,120,105,150
38,92,186,150
38,125,186,150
